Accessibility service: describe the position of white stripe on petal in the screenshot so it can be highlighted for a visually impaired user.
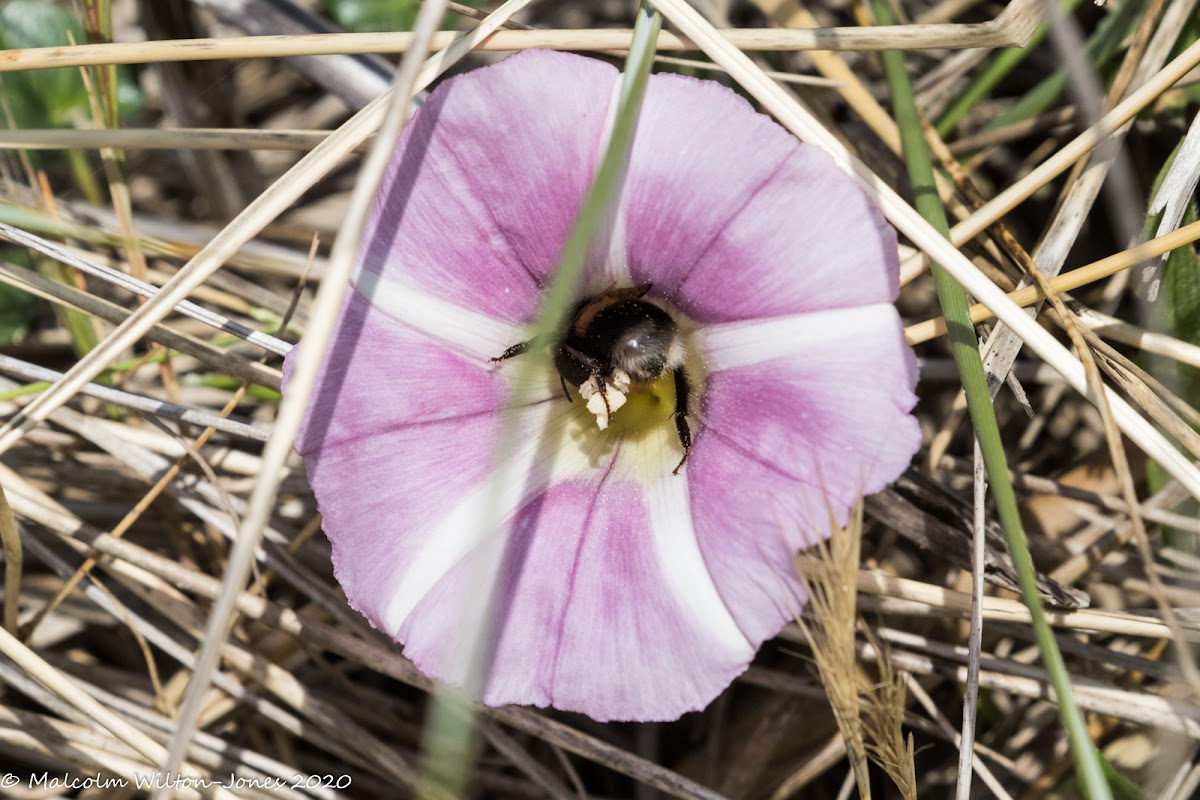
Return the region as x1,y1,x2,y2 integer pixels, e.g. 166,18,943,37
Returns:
381,401,597,633
598,200,631,287
699,304,900,373
353,266,526,363
644,473,754,657
585,79,633,289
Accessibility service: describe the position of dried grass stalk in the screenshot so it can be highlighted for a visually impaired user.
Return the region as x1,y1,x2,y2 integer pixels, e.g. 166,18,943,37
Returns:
860,629,918,800
796,501,871,798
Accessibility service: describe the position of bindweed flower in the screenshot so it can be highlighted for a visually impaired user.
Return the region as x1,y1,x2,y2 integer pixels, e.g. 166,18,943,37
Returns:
284,50,921,722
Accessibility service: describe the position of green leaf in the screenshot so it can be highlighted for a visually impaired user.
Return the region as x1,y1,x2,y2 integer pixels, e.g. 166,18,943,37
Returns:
0,0,89,128
0,0,142,131
1142,138,1200,548
1157,209,1200,402
0,248,38,345
981,0,1142,135
1143,138,1200,404
935,0,1085,138
0,283,37,344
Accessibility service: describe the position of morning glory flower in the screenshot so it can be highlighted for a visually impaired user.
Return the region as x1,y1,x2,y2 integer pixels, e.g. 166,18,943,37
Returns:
284,50,920,722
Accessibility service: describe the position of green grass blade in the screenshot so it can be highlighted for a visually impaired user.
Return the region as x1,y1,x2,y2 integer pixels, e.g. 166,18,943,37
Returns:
80,0,119,128
871,1,1111,797
415,4,663,797
981,0,1142,135
35,260,102,360
935,0,1084,138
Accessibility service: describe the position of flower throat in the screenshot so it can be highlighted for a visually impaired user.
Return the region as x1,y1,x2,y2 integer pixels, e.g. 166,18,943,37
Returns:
492,284,695,474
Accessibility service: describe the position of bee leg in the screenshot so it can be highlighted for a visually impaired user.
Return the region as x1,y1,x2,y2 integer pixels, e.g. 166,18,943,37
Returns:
491,340,532,362
559,375,572,402
596,373,611,417
671,367,692,475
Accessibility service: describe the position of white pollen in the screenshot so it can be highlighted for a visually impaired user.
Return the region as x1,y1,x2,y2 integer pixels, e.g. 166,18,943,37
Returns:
579,370,631,430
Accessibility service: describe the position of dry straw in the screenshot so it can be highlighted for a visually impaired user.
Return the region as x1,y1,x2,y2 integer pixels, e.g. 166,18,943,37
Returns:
0,1,1043,75
794,505,873,798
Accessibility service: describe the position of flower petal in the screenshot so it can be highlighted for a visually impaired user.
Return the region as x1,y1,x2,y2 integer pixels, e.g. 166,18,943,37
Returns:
699,304,902,372
375,399,599,633
689,463,810,645
687,307,920,641
697,305,919,512
290,291,508,452
399,472,754,722
619,73,898,323
363,50,618,324
288,293,617,647
352,268,525,362
285,292,509,627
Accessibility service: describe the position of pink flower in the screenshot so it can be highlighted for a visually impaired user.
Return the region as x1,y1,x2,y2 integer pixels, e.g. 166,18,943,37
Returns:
284,50,920,722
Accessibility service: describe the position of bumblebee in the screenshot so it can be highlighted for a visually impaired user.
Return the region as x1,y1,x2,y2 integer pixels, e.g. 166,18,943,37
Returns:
492,284,692,474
